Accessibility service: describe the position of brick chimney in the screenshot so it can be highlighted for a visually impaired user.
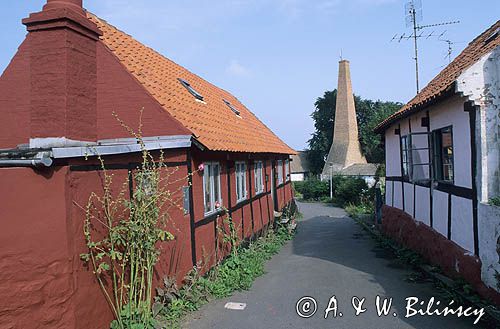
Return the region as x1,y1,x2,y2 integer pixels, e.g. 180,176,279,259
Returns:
22,0,102,143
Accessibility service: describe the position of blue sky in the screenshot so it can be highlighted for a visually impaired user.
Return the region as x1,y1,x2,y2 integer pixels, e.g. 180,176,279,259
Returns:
1,1,498,150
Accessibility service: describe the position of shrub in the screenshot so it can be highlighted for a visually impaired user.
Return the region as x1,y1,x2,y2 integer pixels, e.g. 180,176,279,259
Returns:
293,179,329,201
345,202,374,219
490,196,500,207
292,181,305,198
294,176,373,210
332,176,369,207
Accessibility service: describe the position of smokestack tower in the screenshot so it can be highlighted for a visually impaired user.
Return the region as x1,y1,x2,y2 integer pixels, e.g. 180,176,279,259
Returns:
322,60,367,178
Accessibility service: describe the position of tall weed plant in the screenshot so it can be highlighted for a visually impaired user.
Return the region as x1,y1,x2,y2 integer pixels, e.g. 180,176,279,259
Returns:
79,112,188,329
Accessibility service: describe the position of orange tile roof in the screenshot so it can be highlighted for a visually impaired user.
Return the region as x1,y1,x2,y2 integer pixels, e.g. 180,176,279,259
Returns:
87,13,295,155
375,20,500,133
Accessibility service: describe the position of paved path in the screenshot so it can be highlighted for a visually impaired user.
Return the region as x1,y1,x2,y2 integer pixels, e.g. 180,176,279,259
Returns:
183,202,480,329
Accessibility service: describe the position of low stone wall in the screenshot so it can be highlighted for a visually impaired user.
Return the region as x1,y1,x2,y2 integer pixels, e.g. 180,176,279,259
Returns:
381,205,500,305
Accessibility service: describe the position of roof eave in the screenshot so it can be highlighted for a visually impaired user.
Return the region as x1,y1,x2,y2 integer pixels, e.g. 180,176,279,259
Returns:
373,82,457,134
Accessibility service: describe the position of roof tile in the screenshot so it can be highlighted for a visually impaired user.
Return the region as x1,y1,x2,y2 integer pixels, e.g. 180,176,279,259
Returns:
87,14,295,154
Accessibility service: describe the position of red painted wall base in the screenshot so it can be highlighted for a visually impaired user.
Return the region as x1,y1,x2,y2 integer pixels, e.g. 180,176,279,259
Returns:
381,205,500,306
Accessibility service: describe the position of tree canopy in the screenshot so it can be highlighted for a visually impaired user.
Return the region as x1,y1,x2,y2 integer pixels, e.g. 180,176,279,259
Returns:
307,90,402,175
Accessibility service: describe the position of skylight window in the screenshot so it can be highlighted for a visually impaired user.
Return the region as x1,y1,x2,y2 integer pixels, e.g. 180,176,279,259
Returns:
178,78,204,101
223,99,241,116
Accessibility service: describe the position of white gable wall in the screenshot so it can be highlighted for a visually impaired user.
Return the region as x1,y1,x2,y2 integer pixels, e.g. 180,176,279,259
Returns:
457,47,500,202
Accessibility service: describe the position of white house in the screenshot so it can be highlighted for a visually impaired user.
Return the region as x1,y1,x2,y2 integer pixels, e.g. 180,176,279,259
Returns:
375,21,500,303
290,151,311,182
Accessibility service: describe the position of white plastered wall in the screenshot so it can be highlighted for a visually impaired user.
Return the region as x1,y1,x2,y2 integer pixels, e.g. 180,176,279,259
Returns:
385,124,402,177
457,47,500,291
403,182,414,217
451,195,475,253
457,47,499,202
414,185,430,226
433,190,449,237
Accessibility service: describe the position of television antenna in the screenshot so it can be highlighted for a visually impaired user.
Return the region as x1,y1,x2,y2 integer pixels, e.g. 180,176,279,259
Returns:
440,38,454,64
391,0,459,93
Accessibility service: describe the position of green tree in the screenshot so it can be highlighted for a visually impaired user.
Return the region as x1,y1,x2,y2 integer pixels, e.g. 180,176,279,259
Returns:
307,89,401,175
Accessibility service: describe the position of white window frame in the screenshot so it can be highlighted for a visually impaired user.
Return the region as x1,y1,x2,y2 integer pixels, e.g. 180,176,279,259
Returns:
235,161,247,203
254,161,264,195
202,162,222,215
277,160,283,185
285,159,290,182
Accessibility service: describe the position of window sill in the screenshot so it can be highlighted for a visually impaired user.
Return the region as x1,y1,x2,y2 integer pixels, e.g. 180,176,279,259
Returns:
203,208,224,217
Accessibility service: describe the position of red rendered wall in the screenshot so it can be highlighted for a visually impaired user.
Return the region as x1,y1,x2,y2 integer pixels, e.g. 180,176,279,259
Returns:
189,151,293,268
0,167,73,329
0,37,191,151
0,149,195,329
96,43,191,140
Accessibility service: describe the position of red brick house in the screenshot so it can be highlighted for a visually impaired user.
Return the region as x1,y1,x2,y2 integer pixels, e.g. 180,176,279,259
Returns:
0,1,295,328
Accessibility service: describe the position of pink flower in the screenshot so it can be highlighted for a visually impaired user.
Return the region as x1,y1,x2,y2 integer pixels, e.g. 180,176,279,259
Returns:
198,163,205,172
215,201,221,209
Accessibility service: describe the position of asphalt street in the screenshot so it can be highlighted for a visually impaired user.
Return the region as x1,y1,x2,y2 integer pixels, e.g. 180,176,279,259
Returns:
183,202,480,329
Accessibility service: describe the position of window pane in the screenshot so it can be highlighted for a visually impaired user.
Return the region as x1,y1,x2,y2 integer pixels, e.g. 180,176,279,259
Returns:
236,162,247,201
432,127,454,182
236,164,240,200
204,163,212,213
213,163,220,206
183,186,190,215
254,162,259,193
261,162,265,192
441,128,453,181
240,168,243,199
277,160,283,184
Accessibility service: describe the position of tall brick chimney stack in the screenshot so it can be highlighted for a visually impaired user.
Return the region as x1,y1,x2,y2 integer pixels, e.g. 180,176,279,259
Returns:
322,60,367,177
22,0,102,144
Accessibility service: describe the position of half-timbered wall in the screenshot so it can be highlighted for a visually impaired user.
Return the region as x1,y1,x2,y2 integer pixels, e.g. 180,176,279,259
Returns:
385,94,475,253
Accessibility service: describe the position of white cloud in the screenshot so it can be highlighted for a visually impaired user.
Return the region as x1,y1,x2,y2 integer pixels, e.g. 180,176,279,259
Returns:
226,60,252,77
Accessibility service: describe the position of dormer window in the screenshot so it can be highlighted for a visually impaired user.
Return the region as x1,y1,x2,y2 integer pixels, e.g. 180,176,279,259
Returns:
223,99,241,116
178,78,204,101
